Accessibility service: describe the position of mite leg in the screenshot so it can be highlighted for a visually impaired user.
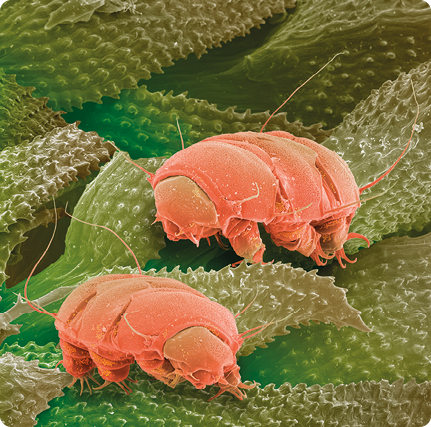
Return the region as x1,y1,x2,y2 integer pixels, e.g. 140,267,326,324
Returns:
60,339,98,395
88,351,136,395
264,222,329,265
224,219,265,263
313,215,369,268
145,359,187,388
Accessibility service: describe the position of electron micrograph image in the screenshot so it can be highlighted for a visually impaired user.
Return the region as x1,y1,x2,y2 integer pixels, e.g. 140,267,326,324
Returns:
0,0,431,426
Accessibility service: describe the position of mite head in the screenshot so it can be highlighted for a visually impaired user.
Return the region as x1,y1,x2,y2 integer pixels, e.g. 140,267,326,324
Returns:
153,176,221,245
161,326,253,400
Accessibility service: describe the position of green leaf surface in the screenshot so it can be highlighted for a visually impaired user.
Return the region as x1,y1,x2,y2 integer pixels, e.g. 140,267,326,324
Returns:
2,344,429,427
0,350,70,427
64,84,331,159
1,1,431,426
324,59,431,253
241,232,431,388
0,0,295,110
37,376,429,427
0,121,114,285
0,69,67,150
146,0,431,129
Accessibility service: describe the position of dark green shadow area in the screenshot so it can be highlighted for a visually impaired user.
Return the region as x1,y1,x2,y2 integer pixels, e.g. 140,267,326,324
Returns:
62,94,188,159
144,11,292,110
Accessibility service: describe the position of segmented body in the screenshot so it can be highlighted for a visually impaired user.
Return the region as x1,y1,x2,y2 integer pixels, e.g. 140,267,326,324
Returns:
55,273,252,398
148,130,368,267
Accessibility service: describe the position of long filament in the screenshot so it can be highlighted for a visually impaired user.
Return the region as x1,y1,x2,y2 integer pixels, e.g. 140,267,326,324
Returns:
64,211,143,275
114,147,155,179
123,311,148,338
325,191,387,214
24,198,59,319
274,202,313,216
260,52,344,133
235,182,259,204
359,80,420,194
176,118,185,150
239,309,300,340
239,322,274,340
235,290,258,319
